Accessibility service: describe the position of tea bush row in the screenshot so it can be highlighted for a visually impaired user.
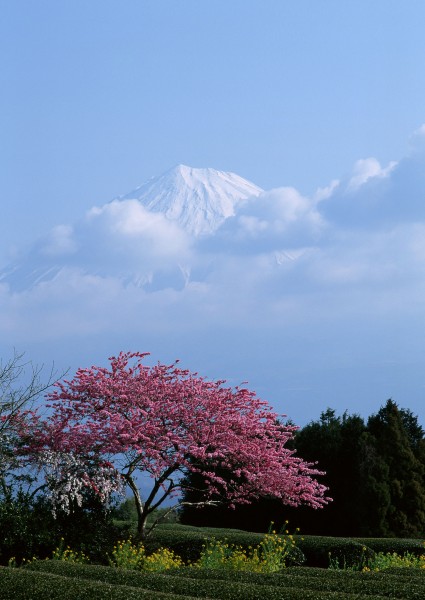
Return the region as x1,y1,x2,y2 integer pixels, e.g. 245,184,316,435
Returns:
105,530,302,573
354,538,425,556
296,536,373,568
0,566,192,600
22,561,425,599
148,527,371,568
146,526,271,563
288,566,425,579
146,525,306,565
162,566,425,599
20,561,390,600
149,525,425,568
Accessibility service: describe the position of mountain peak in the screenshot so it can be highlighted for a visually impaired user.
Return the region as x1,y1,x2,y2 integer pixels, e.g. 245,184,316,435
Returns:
116,165,263,236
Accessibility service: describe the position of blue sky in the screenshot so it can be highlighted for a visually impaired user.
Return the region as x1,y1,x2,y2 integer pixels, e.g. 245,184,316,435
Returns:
2,1,425,427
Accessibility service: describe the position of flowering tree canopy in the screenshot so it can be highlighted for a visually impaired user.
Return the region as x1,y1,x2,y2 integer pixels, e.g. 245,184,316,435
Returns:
22,352,329,538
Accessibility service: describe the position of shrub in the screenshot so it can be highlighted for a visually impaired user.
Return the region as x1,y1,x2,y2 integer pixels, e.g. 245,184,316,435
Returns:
0,492,65,565
0,488,130,566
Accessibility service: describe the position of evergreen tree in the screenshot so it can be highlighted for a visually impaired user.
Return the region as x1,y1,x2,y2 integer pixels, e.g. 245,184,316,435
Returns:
366,400,425,537
282,409,367,536
355,430,391,536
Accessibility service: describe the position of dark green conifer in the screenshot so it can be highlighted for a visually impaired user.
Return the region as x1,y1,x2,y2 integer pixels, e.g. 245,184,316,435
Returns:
366,400,425,537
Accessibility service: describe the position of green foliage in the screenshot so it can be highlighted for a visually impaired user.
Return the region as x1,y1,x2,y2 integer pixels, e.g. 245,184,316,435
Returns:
146,525,397,569
111,496,138,521
365,549,425,571
285,401,425,538
21,560,425,599
0,491,59,564
17,561,379,599
296,536,375,568
0,488,130,565
168,565,425,598
326,540,425,573
144,526,209,563
44,490,132,563
284,409,373,536
354,537,425,556
112,497,180,526
318,542,425,572
0,566,190,599
366,400,425,537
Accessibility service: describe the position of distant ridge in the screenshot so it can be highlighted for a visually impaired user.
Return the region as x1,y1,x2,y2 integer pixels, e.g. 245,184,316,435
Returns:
115,164,263,236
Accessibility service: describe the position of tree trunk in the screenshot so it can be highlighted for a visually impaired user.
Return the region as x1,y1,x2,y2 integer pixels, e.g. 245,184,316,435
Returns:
125,474,148,542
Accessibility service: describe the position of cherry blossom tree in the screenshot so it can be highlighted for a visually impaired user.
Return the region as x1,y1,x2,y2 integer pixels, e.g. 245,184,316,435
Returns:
22,352,329,539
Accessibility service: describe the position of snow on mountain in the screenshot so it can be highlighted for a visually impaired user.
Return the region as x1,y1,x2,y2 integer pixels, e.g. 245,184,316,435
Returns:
0,165,263,292
115,164,263,236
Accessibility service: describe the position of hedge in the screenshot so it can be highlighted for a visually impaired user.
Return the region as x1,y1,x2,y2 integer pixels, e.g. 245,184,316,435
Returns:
0,567,193,600
147,527,305,566
148,527,376,568
134,524,425,569
286,566,425,579
161,565,425,599
294,536,376,568
21,561,399,599
353,538,425,556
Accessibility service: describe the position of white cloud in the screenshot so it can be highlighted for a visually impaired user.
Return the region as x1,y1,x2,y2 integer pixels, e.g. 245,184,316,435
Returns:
84,200,190,261
3,142,425,329
202,187,324,254
347,157,397,191
40,225,77,257
319,149,425,229
314,179,340,202
409,123,425,151
413,124,425,137
8,200,193,292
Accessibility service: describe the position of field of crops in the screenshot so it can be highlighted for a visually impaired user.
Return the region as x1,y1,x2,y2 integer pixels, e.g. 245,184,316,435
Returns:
2,560,425,599
1,525,425,599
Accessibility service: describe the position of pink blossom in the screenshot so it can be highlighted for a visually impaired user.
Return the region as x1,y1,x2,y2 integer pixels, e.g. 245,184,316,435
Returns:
22,351,329,539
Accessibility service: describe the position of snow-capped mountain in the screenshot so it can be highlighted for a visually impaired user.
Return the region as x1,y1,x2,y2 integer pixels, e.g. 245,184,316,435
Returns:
0,165,264,292
115,164,263,236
